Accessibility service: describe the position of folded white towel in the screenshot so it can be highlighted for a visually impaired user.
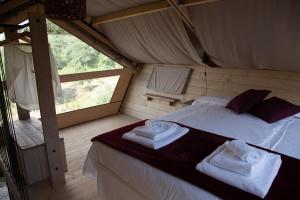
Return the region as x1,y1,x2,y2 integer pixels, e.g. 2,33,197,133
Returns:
210,146,266,176
196,142,282,198
145,119,166,130
122,126,189,149
133,122,179,141
227,140,260,163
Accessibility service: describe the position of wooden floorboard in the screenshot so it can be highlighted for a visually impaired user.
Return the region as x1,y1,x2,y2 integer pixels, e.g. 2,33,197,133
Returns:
27,114,140,200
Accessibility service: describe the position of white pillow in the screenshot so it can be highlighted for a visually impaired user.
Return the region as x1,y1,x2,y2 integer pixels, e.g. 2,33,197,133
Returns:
192,96,232,106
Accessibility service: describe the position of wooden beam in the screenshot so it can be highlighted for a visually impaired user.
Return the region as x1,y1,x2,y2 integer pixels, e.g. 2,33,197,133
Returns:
57,102,122,129
16,105,30,120
111,70,133,102
59,68,131,83
167,0,219,67
74,20,118,51
28,12,65,187
166,0,205,60
166,0,195,31
0,31,31,46
0,4,42,34
92,1,169,25
0,0,31,16
92,0,220,25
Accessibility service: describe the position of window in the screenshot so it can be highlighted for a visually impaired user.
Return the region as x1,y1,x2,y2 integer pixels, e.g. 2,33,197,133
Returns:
46,20,123,75
29,76,120,118
3,20,125,121
56,76,119,114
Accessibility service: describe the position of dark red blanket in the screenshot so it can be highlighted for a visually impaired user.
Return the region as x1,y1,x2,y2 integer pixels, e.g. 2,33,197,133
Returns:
91,120,300,200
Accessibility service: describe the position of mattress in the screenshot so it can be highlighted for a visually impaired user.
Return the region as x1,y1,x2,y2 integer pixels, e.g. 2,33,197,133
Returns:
83,97,300,199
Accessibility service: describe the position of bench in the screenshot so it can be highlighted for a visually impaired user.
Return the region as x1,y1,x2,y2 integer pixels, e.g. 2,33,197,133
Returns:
14,118,67,185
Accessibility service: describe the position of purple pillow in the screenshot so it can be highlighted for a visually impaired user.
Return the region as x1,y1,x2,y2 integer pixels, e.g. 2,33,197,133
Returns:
250,97,300,123
226,89,271,114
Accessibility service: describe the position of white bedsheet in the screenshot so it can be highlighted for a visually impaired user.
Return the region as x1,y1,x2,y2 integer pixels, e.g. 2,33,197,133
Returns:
273,117,300,159
83,98,300,200
159,103,294,150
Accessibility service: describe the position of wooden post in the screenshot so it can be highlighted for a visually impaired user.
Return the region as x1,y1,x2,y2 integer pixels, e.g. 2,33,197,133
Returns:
4,28,31,120
16,105,30,120
28,12,65,187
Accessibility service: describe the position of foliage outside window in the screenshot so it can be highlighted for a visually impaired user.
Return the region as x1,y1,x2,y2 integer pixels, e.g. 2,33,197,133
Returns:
4,20,124,119
55,76,120,114
47,20,123,75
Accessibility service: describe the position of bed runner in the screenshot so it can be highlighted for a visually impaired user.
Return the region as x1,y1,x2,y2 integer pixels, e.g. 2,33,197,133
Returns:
91,120,300,200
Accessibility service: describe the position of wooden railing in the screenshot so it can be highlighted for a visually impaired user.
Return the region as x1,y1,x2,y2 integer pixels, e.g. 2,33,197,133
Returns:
57,68,133,128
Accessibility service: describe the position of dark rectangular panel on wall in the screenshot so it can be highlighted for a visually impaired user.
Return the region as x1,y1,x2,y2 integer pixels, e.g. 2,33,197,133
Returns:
45,0,86,20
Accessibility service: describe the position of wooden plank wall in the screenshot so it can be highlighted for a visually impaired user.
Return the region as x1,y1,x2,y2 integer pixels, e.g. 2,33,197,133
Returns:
122,64,300,119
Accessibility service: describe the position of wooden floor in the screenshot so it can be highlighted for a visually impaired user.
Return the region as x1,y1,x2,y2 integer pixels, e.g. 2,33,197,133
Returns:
27,114,140,200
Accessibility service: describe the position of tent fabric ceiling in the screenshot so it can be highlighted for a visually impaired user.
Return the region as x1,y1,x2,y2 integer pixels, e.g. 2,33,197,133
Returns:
87,0,156,16
99,10,202,65
88,0,300,72
189,0,300,72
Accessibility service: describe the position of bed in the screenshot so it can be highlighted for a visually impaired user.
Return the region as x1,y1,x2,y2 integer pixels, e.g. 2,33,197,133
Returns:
83,96,300,200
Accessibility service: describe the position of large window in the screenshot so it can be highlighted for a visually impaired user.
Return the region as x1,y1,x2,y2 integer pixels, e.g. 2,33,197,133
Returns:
3,20,125,120
47,20,122,75
56,76,119,114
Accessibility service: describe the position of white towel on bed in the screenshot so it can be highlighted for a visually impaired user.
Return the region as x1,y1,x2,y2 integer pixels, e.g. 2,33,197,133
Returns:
196,142,282,198
209,147,266,176
122,126,189,150
133,122,179,141
227,140,260,163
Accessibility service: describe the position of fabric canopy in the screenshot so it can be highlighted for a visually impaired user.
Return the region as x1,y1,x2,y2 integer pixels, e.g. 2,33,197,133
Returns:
99,10,202,65
88,0,300,72
189,0,300,71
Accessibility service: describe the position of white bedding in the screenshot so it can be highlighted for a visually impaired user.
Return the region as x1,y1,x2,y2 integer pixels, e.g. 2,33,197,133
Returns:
160,99,294,150
83,96,300,200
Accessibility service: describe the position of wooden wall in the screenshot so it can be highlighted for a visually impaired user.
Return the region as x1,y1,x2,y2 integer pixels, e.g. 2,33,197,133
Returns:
122,64,300,119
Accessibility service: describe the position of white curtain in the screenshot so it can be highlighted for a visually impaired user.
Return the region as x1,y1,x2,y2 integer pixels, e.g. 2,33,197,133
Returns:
189,0,300,71
4,45,62,111
99,10,202,65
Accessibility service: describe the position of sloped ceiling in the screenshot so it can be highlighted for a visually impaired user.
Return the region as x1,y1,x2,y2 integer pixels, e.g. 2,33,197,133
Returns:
1,0,299,71
99,10,202,65
87,0,300,72
189,0,300,72
87,0,156,16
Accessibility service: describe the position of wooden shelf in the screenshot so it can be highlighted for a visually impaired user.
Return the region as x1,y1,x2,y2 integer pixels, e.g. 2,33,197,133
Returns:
143,93,180,106
182,99,195,107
